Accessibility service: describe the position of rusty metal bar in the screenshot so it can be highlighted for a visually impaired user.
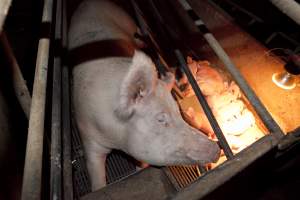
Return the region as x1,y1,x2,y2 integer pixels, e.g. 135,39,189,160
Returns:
21,0,54,199
179,0,285,139
0,0,12,33
50,0,63,199
173,134,279,200
0,32,31,118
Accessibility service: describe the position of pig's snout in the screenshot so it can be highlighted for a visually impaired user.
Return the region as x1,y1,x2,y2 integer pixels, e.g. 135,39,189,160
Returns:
187,140,220,164
185,129,221,164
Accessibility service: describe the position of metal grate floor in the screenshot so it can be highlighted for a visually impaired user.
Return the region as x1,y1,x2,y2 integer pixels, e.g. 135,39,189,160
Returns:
71,115,203,198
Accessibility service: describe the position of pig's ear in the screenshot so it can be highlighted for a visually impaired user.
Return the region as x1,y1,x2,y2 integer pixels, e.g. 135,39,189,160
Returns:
115,50,157,120
161,72,175,91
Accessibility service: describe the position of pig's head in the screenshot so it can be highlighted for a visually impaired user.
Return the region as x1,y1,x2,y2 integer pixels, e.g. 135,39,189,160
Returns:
115,51,220,165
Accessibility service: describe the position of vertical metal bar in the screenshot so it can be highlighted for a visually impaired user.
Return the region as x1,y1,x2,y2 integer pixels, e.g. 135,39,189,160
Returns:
50,0,62,199
21,0,54,199
0,32,31,118
0,0,12,33
61,0,73,198
175,50,234,158
180,0,285,139
62,66,73,200
130,0,168,76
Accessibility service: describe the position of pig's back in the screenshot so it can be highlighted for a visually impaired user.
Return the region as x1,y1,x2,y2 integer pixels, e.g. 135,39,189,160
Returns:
68,0,138,49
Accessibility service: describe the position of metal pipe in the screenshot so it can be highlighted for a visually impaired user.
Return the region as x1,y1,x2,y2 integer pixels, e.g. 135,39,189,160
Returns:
62,0,73,197
270,0,300,25
0,32,31,118
175,50,234,159
50,0,63,199
62,66,73,200
180,0,285,139
21,0,54,199
173,134,279,200
0,0,12,33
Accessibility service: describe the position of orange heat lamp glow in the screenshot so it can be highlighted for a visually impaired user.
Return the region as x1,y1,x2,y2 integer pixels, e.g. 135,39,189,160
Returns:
272,54,300,90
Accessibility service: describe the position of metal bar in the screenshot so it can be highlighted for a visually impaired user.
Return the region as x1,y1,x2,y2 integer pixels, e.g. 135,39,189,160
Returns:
50,0,63,199
145,0,233,158
60,0,73,198
62,66,73,200
0,32,31,118
181,0,285,139
175,50,234,158
130,0,168,76
21,0,54,199
0,0,12,33
135,0,233,158
173,134,279,200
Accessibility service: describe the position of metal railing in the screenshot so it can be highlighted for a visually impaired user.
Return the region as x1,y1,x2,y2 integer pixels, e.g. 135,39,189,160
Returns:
21,0,54,199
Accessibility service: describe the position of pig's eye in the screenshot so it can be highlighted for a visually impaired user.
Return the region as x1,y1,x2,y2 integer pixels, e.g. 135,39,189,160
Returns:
156,112,169,127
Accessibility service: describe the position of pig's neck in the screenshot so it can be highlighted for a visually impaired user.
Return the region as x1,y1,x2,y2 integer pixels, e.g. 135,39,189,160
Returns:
73,58,133,151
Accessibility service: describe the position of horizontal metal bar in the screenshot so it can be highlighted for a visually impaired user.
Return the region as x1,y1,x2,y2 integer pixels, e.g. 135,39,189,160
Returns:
21,0,54,199
173,134,279,200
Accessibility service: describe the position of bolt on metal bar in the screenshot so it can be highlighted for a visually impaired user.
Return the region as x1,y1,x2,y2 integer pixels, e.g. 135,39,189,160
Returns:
50,0,63,199
180,0,285,139
175,50,234,159
0,0,12,33
0,32,31,118
21,0,54,199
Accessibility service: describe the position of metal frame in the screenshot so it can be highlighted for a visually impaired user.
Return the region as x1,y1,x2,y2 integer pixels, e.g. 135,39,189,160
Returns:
50,0,63,199
127,0,289,198
21,0,54,199
14,0,297,199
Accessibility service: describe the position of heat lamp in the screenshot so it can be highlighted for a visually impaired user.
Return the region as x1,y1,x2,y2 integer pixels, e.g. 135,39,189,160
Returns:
272,54,300,90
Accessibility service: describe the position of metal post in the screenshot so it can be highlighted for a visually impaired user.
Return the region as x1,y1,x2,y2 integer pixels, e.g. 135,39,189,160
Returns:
50,0,63,199
21,0,54,199
61,0,74,199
